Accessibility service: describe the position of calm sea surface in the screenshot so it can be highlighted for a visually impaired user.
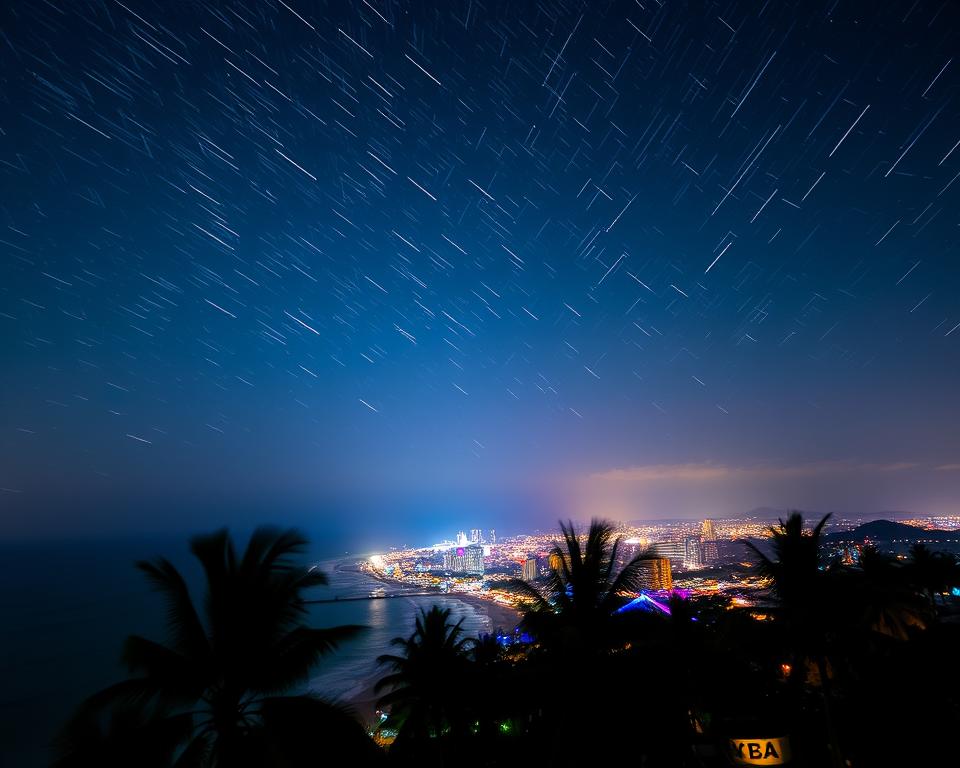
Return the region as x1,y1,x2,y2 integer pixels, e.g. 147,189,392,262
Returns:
0,536,496,768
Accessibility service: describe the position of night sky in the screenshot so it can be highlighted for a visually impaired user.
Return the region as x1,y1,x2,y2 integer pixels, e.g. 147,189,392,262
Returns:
2,0,960,538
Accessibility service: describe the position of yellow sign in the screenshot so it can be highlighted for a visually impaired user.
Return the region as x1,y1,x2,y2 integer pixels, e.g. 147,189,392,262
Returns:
729,736,790,765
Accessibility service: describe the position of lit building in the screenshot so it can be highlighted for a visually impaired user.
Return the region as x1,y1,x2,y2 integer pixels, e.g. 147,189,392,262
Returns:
701,519,717,541
652,541,685,568
444,544,484,575
683,536,703,569
636,557,673,591
702,540,720,564
456,531,469,547
442,549,458,571
701,519,719,564
464,545,484,574
522,557,538,581
470,528,482,543
489,528,496,545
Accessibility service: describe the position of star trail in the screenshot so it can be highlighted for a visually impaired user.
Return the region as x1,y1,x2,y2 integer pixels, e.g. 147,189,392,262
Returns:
2,0,960,534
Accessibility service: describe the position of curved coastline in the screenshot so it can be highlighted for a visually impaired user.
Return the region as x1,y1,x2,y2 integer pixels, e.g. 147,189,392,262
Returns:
314,556,522,727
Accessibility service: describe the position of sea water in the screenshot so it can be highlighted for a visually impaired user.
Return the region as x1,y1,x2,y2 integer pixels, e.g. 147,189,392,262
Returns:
0,536,494,767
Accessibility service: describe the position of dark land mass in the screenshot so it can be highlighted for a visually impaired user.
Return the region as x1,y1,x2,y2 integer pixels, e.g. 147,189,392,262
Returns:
824,519,958,543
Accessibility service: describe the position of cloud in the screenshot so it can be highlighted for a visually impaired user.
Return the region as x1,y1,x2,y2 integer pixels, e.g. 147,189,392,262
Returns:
585,460,919,486
587,463,739,484
935,463,960,472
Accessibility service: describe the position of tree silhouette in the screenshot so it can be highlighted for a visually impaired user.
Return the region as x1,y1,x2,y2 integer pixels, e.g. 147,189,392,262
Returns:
906,543,960,611
55,528,379,767
849,546,928,640
466,633,514,744
504,520,666,764
509,518,655,654
746,512,845,768
375,605,472,751
51,518,960,767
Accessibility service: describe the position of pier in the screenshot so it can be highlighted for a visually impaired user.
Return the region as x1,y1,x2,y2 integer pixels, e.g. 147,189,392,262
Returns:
306,591,442,603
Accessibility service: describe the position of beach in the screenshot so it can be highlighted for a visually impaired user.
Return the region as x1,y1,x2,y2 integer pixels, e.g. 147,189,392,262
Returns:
342,593,522,726
309,559,522,729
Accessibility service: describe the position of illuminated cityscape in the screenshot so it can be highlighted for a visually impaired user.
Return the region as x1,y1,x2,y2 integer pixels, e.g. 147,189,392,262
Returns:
359,512,960,620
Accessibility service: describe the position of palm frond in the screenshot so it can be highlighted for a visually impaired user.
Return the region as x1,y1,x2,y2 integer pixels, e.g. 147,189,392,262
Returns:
73,678,167,714
172,732,211,768
135,558,209,662
261,528,310,569
121,636,206,700
503,577,552,613
602,547,657,610
252,625,365,694
189,529,231,594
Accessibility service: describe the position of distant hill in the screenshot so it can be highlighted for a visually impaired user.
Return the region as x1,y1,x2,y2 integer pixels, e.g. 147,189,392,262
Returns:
825,519,954,543
746,509,918,523
624,508,792,526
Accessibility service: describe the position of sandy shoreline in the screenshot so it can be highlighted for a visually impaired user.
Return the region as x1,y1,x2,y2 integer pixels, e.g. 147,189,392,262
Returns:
334,562,523,727
336,559,523,634
453,592,524,634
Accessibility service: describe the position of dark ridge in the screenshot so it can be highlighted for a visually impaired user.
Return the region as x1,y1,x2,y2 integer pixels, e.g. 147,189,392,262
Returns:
825,519,956,543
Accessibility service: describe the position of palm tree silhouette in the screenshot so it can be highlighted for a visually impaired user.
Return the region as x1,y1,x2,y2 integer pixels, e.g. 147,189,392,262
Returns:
906,543,960,611
746,512,845,768
466,633,512,743
55,528,378,767
850,546,928,640
500,520,668,763
509,518,654,654
375,605,472,750
746,513,829,621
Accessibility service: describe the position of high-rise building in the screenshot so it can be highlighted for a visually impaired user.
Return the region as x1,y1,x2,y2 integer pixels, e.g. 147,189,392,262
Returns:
700,519,718,564
701,519,717,541
702,539,720,564
464,544,484,574
636,558,672,591
652,541,685,568
683,536,703,569
442,549,459,572
522,557,538,581
470,528,482,544
489,528,496,545
444,544,485,575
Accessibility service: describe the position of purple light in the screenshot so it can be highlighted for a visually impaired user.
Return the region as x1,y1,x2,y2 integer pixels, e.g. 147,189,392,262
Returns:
615,590,674,616
641,593,671,614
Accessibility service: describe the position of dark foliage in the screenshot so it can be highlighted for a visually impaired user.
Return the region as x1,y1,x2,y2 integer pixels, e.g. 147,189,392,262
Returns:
373,515,960,767
61,518,960,767
55,527,380,767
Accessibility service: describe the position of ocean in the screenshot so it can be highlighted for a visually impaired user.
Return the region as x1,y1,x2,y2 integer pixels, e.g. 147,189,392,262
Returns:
0,536,502,768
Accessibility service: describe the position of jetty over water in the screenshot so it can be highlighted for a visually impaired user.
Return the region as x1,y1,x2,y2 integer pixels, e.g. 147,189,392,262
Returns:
306,591,442,603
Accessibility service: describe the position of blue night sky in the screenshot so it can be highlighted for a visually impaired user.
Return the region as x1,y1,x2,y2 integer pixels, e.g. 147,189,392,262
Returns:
2,0,960,538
